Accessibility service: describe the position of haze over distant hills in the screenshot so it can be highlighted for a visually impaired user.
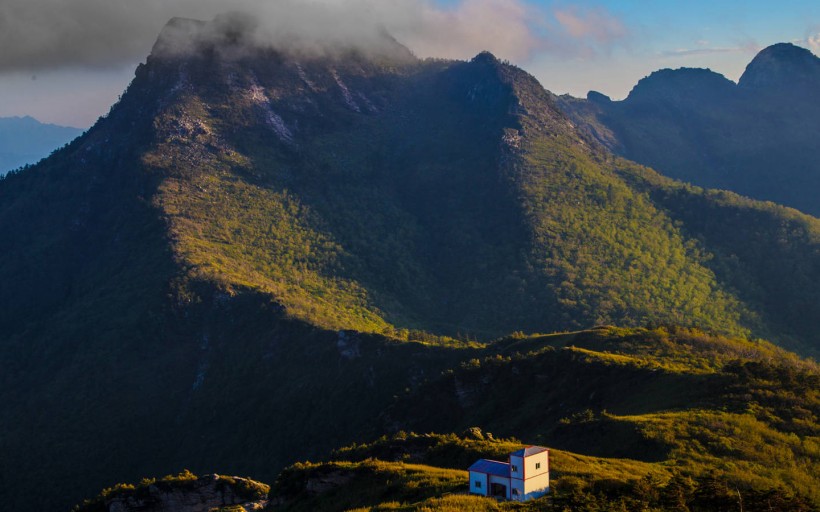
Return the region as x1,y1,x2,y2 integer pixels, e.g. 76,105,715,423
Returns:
0,115,83,174
559,43,820,217
0,15,818,511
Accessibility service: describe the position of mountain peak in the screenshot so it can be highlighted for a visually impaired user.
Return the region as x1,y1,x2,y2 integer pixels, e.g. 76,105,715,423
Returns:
587,90,612,103
625,67,735,104
150,16,209,58
738,42,820,90
471,51,500,65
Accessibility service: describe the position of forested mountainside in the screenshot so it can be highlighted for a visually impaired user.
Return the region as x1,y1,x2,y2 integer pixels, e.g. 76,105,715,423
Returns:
558,43,820,217
0,15,818,510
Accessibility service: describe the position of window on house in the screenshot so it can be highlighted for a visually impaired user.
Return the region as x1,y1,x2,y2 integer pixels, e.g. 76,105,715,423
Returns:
475,481,482,488
512,489,520,496
536,462,541,469
511,465,518,472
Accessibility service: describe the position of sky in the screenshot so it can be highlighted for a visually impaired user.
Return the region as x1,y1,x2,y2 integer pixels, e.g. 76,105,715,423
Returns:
1,0,818,128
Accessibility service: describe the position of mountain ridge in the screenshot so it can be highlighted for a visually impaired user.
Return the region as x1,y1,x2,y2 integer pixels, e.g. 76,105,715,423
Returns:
559,43,820,217
0,115,83,174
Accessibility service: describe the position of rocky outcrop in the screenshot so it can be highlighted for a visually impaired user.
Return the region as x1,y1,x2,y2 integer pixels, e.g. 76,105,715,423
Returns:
303,470,354,495
80,474,268,512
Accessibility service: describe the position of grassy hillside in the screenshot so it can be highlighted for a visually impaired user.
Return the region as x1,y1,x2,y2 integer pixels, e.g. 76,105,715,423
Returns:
76,431,817,511
70,326,819,511
387,328,820,505
271,431,817,511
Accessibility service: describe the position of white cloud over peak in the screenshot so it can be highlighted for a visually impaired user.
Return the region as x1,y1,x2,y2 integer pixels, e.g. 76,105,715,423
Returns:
807,33,820,54
661,41,761,58
0,0,632,73
394,0,544,61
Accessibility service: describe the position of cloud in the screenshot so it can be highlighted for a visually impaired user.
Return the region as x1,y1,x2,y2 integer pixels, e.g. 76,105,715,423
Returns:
0,0,189,71
788,29,820,56
553,6,628,46
391,1,631,61
392,0,544,61
0,0,631,73
805,33,820,54
661,41,761,58
524,4,632,60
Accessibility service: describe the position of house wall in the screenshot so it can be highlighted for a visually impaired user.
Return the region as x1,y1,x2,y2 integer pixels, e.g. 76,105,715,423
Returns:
522,471,550,500
508,450,550,501
469,471,488,496
489,474,512,499
524,451,549,479
509,455,524,480
510,478,525,500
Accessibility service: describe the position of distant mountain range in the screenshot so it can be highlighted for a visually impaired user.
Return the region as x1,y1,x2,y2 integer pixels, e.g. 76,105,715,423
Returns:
559,43,820,217
0,16,818,511
0,115,83,174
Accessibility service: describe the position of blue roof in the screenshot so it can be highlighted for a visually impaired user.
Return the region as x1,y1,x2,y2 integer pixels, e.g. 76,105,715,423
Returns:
510,446,548,458
468,459,510,477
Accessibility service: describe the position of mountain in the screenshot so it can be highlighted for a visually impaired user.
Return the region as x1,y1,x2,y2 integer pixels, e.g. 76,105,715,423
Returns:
0,115,83,174
558,43,820,216
1,16,819,510
739,42,820,92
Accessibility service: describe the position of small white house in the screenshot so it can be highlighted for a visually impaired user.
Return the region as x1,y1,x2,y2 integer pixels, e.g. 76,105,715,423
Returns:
468,446,549,501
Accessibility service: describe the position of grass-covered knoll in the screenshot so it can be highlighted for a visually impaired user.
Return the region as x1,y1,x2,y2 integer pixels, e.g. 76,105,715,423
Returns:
57,325,817,512
74,470,269,512
272,435,650,511
73,432,817,510
272,460,467,512
331,431,658,482
494,326,814,373
271,432,818,511
386,329,819,506
620,410,819,500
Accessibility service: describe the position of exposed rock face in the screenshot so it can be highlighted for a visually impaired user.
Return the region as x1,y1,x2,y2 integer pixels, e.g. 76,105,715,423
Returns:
103,475,267,512
303,470,354,495
336,330,361,360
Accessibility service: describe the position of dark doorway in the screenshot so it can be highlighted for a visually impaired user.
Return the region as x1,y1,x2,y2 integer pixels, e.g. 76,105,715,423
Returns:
490,482,507,498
